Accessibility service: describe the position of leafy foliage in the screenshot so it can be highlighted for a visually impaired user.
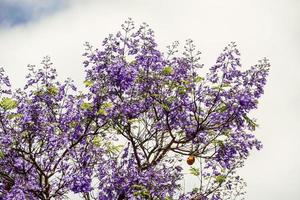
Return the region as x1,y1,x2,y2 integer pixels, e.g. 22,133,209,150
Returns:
0,19,269,200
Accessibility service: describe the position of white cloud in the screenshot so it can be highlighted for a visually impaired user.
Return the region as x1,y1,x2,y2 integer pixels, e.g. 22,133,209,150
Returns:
0,0,72,27
0,0,299,199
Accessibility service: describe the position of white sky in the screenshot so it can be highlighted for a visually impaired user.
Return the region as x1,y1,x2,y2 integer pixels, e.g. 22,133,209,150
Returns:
0,0,299,199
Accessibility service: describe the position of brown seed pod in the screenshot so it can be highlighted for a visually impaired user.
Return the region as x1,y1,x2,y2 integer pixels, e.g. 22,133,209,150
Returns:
187,155,195,165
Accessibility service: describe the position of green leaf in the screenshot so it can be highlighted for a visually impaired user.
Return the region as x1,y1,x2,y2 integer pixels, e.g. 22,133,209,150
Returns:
21,131,29,138
192,187,199,193
132,184,151,198
83,80,93,87
128,118,141,123
166,96,176,104
212,84,230,90
189,167,200,176
107,144,124,154
47,86,58,95
243,114,259,130
97,108,108,116
8,113,23,119
207,130,215,136
212,85,221,90
221,83,231,88
212,140,224,147
81,102,92,110
92,136,102,147
132,184,146,190
0,97,18,110
133,192,141,197
162,66,173,75
0,150,4,159
223,130,231,137
216,103,227,112
161,103,170,111
141,190,150,198
69,121,78,128
176,130,185,137
182,80,190,85
215,175,226,184
177,85,187,95
96,102,113,116
101,102,113,109
151,93,160,98
195,76,204,83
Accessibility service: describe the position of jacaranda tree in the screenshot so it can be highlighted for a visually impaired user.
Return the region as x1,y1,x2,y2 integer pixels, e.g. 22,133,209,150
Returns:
0,19,269,200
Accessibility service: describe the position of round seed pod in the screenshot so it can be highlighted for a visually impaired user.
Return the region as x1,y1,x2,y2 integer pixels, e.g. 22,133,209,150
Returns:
187,155,195,165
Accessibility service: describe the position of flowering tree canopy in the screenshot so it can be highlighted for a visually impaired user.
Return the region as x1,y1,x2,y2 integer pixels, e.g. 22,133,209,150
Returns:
0,19,269,200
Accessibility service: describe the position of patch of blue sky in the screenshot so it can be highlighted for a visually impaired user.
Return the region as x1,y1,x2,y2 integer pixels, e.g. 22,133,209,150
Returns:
0,0,68,27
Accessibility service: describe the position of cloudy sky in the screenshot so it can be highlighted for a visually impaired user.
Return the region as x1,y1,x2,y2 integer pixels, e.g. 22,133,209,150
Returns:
0,0,299,199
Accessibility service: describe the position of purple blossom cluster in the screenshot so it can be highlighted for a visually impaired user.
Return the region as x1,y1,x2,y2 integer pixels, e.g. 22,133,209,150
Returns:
0,19,269,200
98,144,183,200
